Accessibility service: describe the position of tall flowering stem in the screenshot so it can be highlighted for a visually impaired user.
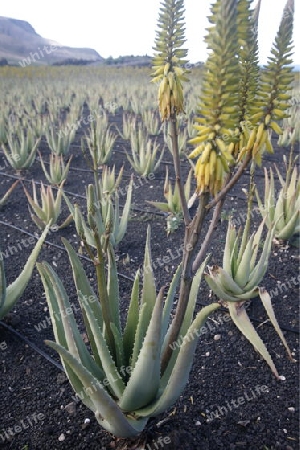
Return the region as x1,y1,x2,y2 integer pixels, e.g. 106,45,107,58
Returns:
152,0,190,225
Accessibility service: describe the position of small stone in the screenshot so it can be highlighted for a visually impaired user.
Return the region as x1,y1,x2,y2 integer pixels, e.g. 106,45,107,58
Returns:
205,352,210,357
58,433,65,442
237,420,250,427
195,421,201,426
82,418,91,429
57,372,67,385
283,429,287,434
65,402,77,415
214,334,221,341
288,407,295,413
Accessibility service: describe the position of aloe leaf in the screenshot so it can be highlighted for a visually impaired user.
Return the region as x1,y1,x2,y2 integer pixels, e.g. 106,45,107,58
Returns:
40,268,100,414
274,164,285,188
46,340,147,438
133,227,157,360
130,303,147,369
24,143,38,168
227,302,279,378
161,263,182,344
204,272,237,302
62,238,102,325
154,146,164,172
234,234,255,287
23,184,44,218
62,191,75,216
37,262,104,381
119,287,164,411
31,214,47,230
0,180,19,207
1,224,49,319
146,201,170,213
178,256,209,340
107,244,122,334
259,287,295,361
78,292,125,398
249,219,265,273
62,238,103,368
135,303,220,418
2,146,14,168
215,267,244,296
274,190,286,231
276,210,299,240
111,323,125,370
117,176,133,244
236,286,259,299
245,226,274,291
230,233,240,278
286,166,297,201
37,262,69,350
123,270,140,366
58,213,73,230
162,258,209,381
223,222,236,276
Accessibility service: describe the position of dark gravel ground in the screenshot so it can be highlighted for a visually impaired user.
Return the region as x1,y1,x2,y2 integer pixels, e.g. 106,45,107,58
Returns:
0,108,299,450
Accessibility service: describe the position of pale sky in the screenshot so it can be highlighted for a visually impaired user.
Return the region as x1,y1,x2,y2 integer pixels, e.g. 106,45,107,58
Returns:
1,0,299,65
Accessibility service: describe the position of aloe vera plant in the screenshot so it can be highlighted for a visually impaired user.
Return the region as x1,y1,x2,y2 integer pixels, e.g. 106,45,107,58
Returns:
84,117,117,166
23,181,73,231
98,165,123,196
204,217,295,378
148,167,192,233
142,109,161,135
256,162,300,243
126,127,164,176
277,94,300,147
165,123,187,156
0,223,50,319
116,113,136,140
45,126,76,157
2,128,40,171
64,177,133,249
37,228,219,437
39,152,73,186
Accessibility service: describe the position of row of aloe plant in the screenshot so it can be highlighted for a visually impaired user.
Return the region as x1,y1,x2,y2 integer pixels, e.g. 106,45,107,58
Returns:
30,0,297,440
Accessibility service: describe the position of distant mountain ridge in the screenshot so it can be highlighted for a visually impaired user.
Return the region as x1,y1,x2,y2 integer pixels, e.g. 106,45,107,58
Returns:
0,16,103,65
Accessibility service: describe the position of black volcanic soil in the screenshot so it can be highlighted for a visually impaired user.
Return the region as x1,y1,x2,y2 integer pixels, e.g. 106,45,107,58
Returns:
0,107,299,450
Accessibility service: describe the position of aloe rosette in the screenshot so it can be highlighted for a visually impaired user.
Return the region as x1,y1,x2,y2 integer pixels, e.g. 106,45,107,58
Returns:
256,165,300,242
37,227,219,437
64,178,133,249
23,181,73,231
204,219,295,378
147,167,192,233
2,128,40,171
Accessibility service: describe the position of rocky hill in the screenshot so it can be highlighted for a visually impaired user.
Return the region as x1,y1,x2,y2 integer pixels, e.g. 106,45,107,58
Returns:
0,16,103,66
